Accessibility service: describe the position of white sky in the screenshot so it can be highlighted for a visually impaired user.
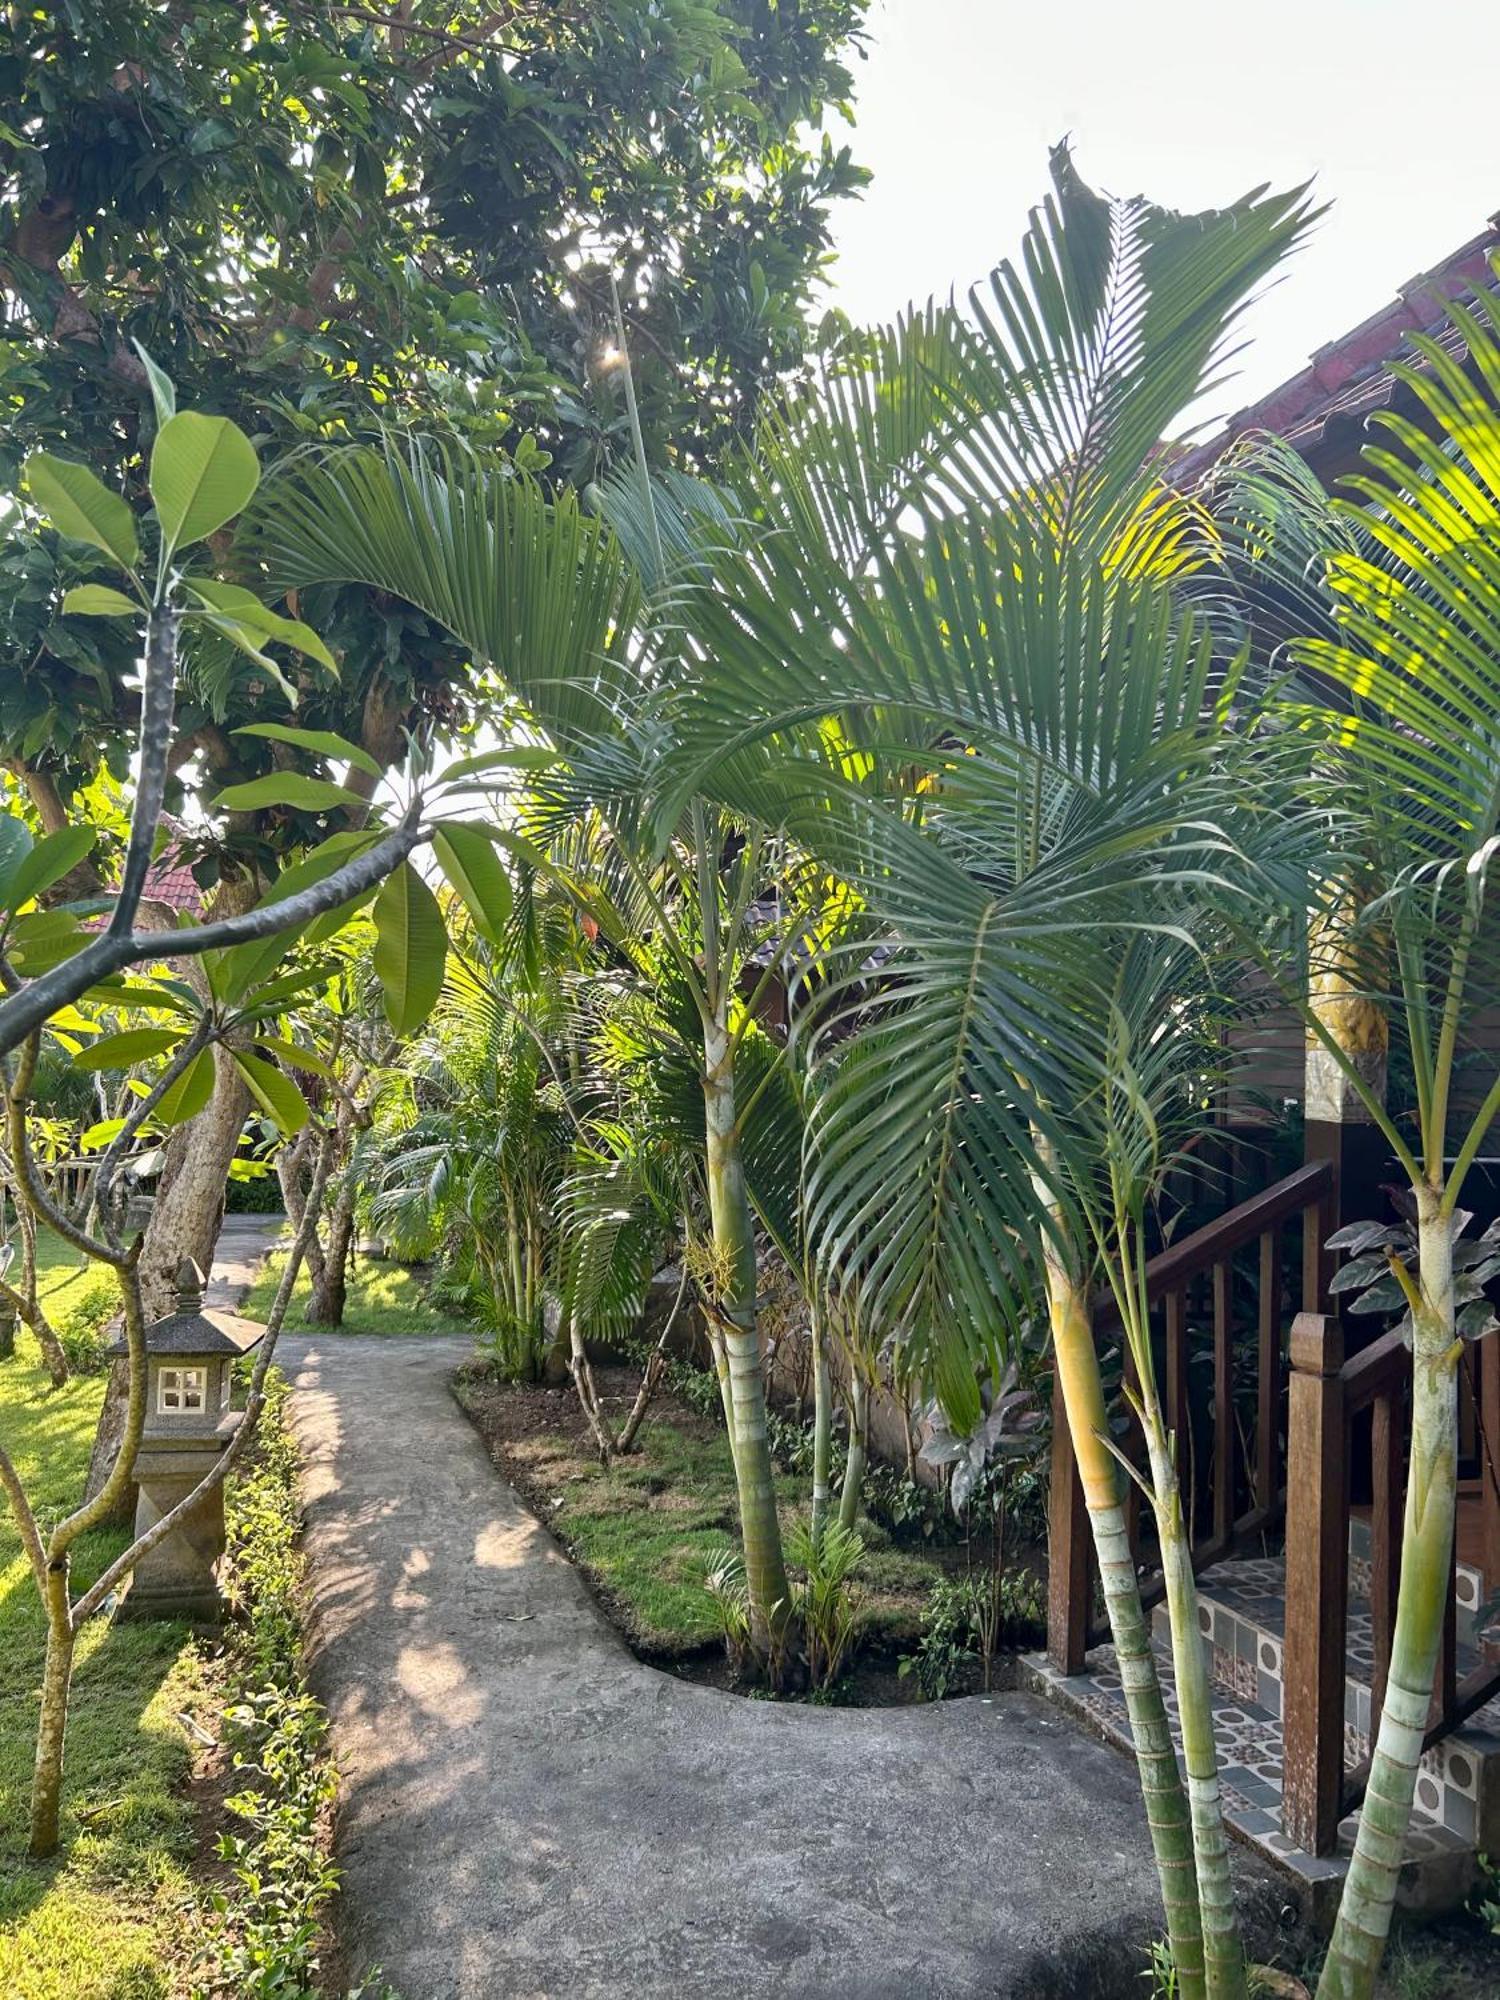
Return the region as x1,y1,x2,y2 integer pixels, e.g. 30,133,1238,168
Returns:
826,0,1500,434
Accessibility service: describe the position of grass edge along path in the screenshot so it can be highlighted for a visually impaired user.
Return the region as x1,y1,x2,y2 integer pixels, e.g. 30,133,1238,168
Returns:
242,1249,474,1340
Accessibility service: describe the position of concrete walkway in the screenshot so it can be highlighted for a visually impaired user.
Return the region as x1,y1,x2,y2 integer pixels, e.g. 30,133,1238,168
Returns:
282,1336,1290,2000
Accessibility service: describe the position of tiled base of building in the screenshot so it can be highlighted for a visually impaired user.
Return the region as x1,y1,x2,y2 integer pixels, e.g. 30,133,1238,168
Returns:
1024,1639,1479,1920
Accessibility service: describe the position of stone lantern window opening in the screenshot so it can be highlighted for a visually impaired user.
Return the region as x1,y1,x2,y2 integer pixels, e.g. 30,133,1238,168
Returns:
157,1364,207,1415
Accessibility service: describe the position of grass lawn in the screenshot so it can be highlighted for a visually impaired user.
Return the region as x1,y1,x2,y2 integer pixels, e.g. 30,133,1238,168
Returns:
0,1329,202,2000
30,1226,109,1325
242,1246,476,1338
454,1365,956,1660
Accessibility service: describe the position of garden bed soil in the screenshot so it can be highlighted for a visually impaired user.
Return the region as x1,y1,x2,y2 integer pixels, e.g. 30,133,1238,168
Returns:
452,1360,1031,1705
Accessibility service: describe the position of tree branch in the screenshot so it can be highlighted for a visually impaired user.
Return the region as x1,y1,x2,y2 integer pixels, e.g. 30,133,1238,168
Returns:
0,808,427,1061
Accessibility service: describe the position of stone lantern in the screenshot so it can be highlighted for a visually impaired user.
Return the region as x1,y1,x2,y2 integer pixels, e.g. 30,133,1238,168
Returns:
110,1258,263,1622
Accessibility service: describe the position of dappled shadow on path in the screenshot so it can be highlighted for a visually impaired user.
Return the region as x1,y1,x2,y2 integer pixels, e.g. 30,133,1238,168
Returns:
283,1335,1288,2000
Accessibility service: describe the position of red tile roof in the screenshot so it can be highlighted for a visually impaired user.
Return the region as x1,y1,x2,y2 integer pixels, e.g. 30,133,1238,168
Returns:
1174,214,1500,486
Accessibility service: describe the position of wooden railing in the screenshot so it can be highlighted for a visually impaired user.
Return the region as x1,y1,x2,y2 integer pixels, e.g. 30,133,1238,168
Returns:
1282,1313,1500,1852
1047,1159,1335,1675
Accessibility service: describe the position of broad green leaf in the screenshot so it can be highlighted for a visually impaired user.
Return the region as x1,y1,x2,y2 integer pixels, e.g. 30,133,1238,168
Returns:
200,615,295,702
0,817,34,906
434,824,512,944
152,1046,216,1127
25,453,139,569
232,1049,309,1134
2,826,97,911
213,773,367,814
372,862,447,1036
234,721,381,779
150,411,260,552
73,1027,183,1070
436,745,560,784
253,1036,334,1079
79,1117,127,1151
189,583,337,672
82,977,198,1019
302,892,370,948
132,340,177,428
62,584,140,618
214,832,379,1004
8,909,86,973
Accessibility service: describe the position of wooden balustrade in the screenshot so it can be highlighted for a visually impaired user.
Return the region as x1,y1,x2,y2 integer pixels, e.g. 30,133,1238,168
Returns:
1283,1315,1500,1853
1046,1160,1335,1674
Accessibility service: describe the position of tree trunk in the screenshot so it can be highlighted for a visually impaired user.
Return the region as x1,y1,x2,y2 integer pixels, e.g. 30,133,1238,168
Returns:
30,1563,74,1857
810,1306,832,1551
1142,1395,1246,1998
139,1040,250,1315
1318,1196,1457,2000
307,1182,355,1325
837,1371,867,1533
1045,1241,1207,2000
702,1015,790,1662
276,1127,327,1292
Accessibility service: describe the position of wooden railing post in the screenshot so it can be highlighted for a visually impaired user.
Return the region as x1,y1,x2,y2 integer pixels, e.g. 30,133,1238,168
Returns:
1047,1364,1091,1674
1283,1310,1347,1854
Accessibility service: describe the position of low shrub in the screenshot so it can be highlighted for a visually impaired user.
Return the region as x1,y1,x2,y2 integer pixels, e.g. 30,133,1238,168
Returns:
899,1567,1044,1701
55,1272,120,1375
192,1372,359,2000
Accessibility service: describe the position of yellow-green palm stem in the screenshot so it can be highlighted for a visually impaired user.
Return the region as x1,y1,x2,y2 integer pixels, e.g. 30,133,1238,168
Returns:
810,1306,833,1553
702,1017,791,1657
1140,1404,1247,1999
1045,1250,1206,1999
838,1370,868,1533
1318,1196,1457,2000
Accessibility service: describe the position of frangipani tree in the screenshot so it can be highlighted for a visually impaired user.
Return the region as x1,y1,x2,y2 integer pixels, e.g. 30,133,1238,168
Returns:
1203,266,1500,1999
0,387,644,1855
655,153,1318,1996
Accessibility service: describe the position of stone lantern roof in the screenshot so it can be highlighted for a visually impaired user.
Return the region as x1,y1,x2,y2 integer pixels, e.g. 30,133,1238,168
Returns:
106,1259,264,1359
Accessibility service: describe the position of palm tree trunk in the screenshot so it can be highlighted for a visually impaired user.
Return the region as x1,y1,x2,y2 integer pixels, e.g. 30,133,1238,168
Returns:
1141,1401,1246,1998
1045,1245,1206,1999
702,1016,790,1660
810,1305,832,1551
1318,1194,1457,2000
30,1560,75,1857
838,1370,867,1533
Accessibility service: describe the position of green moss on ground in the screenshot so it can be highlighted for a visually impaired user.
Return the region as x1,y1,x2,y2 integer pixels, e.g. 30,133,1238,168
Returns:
0,1330,203,2000
242,1248,475,1339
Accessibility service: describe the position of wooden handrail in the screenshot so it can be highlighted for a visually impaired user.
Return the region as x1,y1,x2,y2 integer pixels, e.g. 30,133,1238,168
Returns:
1341,1323,1409,1409
1048,1159,1334,1675
1091,1160,1335,1332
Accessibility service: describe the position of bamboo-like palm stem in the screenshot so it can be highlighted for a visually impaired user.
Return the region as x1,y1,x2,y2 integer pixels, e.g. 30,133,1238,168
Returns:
1043,1228,1206,1998
1318,1194,1457,2000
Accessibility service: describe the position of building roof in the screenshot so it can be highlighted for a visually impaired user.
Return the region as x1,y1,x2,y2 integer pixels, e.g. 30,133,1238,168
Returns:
1173,214,1500,488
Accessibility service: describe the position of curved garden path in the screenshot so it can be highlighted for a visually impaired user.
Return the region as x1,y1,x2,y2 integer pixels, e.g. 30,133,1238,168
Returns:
279,1333,1291,1999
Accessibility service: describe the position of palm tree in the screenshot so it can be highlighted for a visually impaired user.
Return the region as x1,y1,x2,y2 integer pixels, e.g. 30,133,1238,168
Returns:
248,450,816,1662
657,151,1318,1997
1199,268,1500,1999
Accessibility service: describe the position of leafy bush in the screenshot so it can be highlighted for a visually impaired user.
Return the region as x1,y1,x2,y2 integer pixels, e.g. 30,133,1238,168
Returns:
899,1567,1044,1701
210,1687,339,1999
195,1373,350,2000
55,1272,119,1375
787,1518,864,1695
703,1543,752,1668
